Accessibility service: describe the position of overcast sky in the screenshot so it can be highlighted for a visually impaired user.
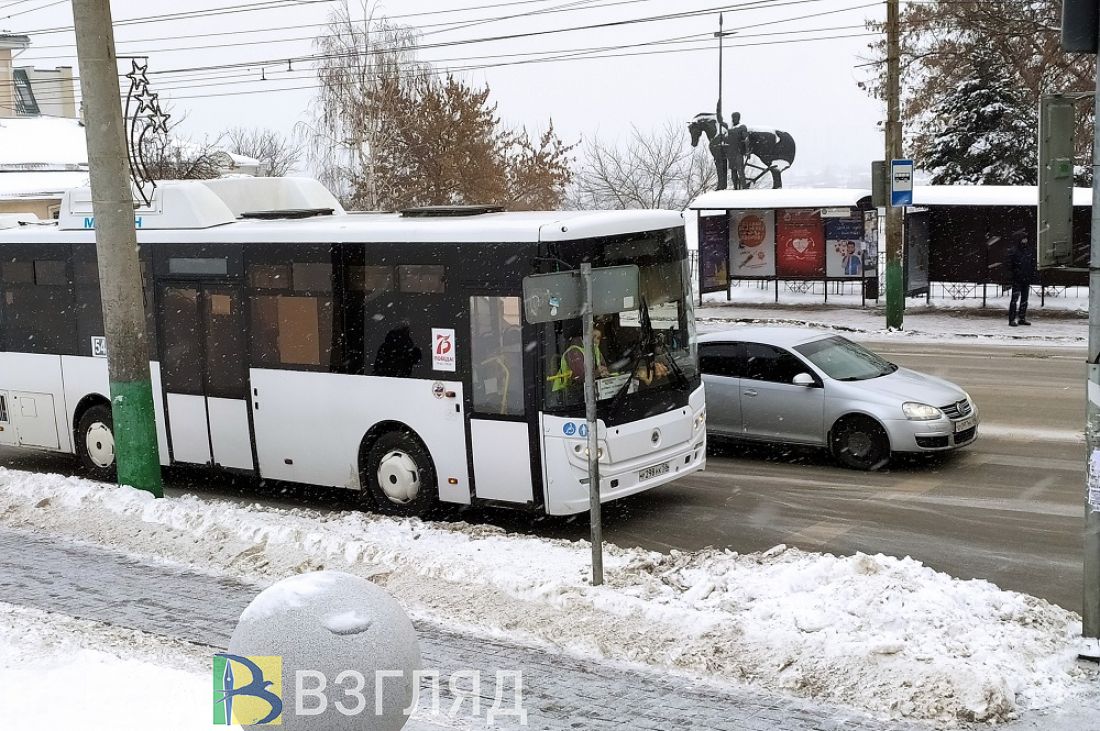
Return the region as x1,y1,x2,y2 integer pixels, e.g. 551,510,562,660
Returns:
5,0,887,184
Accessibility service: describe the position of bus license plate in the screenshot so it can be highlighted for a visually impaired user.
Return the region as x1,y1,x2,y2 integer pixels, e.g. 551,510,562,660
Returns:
954,415,977,433
639,462,669,481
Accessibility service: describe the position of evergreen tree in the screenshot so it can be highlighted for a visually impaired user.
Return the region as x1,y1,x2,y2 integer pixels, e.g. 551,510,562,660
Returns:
921,48,1037,185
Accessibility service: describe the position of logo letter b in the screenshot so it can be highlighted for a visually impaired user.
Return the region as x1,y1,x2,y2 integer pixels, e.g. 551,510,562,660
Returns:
296,670,328,716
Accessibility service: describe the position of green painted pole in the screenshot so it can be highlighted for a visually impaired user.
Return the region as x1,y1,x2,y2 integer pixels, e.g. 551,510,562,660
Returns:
72,0,163,497
884,0,904,330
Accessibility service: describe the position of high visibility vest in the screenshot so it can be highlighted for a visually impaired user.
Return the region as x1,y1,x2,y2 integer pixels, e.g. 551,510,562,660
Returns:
548,344,604,392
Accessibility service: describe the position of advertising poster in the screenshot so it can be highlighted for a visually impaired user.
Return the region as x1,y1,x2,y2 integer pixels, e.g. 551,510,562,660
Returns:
729,209,776,277
775,209,824,278
697,213,730,293
825,215,866,278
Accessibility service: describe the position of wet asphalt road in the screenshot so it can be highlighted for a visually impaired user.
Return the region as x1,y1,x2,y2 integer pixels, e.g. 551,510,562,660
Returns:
0,340,1088,612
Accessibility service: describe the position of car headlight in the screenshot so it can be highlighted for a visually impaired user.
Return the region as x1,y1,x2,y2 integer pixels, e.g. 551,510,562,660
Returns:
902,402,944,421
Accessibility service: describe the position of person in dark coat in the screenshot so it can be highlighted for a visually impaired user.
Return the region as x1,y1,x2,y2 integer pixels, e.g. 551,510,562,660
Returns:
1007,229,1036,326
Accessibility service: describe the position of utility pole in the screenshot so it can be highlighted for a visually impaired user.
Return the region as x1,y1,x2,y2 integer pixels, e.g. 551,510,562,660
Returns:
1083,6,1100,657
884,0,904,329
72,0,163,497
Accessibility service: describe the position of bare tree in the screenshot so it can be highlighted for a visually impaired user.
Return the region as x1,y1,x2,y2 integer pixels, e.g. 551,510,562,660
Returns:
220,127,303,176
299,1,422,208
567,122,715,210
140,110,224,180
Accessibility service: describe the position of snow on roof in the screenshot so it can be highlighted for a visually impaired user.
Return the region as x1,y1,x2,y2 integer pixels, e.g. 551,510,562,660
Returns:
912,185,1093,207
0,171,88,199
699,326,831,348
689,188,872,210
0,117,87,170
37,178,685,238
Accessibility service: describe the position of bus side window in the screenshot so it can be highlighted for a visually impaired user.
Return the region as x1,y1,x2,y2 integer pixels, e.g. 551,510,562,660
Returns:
248,262,334,370
470,296,523,417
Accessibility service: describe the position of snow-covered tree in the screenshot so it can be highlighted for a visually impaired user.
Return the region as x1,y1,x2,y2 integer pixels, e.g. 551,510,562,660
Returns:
920,48,1036,185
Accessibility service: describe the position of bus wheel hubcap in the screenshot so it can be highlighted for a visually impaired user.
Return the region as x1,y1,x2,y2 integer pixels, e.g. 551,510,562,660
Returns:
86,422,115,469
377,450,420,504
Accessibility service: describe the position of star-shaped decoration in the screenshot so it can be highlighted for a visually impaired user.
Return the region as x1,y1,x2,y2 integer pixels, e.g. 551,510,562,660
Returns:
124,59,149,88
134,88,159,116
148,106,170,135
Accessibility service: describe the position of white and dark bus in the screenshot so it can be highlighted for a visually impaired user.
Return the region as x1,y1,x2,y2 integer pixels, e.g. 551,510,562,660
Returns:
0,178,705,516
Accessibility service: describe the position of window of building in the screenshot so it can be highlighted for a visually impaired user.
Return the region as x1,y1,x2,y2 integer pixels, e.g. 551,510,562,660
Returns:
13,70,39,116
347,265,394,293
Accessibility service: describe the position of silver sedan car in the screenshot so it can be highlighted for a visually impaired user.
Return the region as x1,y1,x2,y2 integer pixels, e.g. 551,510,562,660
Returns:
699,327,978,470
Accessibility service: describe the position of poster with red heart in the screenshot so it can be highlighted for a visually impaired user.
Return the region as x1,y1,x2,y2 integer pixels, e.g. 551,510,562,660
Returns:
776,208,825,278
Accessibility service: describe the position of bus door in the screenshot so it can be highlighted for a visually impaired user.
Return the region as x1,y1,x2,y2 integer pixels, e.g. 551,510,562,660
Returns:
158,280,254,471
466,294,534,504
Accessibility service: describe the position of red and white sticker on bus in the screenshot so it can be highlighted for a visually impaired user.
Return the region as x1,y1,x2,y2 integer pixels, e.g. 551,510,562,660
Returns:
432,328,456,372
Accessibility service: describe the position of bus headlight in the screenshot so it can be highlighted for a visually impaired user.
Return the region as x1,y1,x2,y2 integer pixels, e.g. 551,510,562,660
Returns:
694,410,706,431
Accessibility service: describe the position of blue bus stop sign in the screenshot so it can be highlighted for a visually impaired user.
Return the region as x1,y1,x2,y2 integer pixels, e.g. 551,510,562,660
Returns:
890,159,914,207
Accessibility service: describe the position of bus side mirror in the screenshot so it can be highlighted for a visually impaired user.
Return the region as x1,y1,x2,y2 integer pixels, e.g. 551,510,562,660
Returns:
792,373,815,387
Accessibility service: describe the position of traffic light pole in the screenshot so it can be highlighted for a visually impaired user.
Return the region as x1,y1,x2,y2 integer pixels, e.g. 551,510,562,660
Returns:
884,0,904,330
72,0,163,497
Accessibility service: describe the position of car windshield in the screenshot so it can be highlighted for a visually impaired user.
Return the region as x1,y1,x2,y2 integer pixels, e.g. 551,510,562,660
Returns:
794,335,897,381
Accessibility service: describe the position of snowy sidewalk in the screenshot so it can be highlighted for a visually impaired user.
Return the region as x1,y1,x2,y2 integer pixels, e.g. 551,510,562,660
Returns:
695,299,1088,345
3,471,1099,729
0,526,916,731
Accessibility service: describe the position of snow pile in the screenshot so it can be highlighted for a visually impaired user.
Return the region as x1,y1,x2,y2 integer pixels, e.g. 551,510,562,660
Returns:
0,468,1089,724
0,603,222,731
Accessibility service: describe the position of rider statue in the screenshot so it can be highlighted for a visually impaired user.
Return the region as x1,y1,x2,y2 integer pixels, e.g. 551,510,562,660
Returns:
728,111,750,190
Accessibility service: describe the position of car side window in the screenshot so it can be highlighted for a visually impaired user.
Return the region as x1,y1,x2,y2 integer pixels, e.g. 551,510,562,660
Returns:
699,342,744,378
743,343,809,384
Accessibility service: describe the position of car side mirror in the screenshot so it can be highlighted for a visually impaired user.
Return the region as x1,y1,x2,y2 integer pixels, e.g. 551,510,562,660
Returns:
792,373,815,387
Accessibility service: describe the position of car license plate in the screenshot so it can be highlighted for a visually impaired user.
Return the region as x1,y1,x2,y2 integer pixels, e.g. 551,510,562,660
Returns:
639,462,670,481
954,415,978,433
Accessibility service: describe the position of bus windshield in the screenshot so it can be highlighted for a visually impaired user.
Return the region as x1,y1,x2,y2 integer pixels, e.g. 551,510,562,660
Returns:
542,230,697,413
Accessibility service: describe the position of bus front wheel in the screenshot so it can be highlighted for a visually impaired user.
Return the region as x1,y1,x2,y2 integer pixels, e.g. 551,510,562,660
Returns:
76,403,117,481
362,429,439,517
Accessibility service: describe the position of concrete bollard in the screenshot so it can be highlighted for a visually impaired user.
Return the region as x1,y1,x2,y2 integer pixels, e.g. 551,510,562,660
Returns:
225,570,421,730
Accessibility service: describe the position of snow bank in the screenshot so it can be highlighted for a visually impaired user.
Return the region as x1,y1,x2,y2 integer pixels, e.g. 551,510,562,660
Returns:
0,468,1090,724
0,603,223,731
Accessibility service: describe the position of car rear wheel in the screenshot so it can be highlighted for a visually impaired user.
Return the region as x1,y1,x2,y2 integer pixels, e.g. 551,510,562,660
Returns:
832,416,890,471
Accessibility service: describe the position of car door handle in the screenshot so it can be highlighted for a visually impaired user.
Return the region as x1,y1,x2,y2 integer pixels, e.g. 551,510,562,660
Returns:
744,389,758,397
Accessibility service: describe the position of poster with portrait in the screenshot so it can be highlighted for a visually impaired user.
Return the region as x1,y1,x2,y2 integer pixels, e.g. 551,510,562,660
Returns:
775,208,825,278
729,209,775,277
697,213,730,293
825,215,866,278
863,210,879,270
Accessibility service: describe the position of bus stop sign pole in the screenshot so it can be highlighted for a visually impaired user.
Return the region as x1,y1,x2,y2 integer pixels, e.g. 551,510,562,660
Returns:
521,263,639,588
580,263,604,586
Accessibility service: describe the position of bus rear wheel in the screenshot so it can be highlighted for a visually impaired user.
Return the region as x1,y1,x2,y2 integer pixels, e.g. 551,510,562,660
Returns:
362,430,439,517
76,404,117,481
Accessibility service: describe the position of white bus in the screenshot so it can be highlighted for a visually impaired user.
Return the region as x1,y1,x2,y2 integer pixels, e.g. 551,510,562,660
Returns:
0,178,705,516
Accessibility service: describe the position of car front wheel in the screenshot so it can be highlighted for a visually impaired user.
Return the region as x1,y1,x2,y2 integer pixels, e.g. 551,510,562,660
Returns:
832,416,890,471
76,404,117,481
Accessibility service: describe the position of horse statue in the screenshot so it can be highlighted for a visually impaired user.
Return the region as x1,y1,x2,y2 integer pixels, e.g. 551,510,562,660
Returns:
688,112,729,190
688,112,797,189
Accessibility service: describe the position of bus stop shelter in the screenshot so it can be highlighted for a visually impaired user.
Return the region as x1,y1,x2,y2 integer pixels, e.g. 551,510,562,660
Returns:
688,188,877,305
